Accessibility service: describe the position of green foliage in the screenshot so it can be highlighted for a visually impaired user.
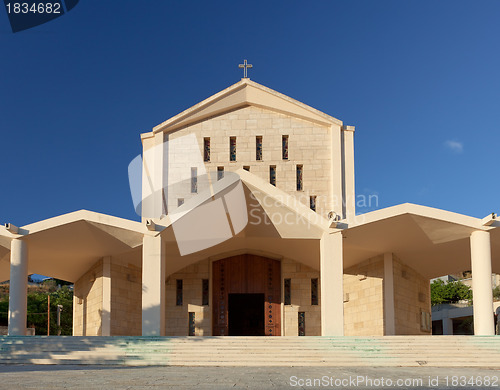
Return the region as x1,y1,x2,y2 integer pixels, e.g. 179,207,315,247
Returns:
430,279,472,306
0,285,73,335
493,285,500,301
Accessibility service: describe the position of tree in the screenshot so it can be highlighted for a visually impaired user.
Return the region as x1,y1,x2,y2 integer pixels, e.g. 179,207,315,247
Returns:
493,285,500,301
0,284,73,335
431,279,472,306
26,286,73,335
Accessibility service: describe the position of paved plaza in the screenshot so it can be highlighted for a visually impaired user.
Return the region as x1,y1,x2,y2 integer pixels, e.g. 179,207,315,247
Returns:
0,365,498,389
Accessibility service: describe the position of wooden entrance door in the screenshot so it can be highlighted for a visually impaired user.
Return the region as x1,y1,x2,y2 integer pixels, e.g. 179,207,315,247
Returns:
212,254,281,336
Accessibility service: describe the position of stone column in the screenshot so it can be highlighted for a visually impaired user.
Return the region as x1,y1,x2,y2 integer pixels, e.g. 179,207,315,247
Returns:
442,315,454,335
383,253,396,335
341,126,356,222
8,239,28,336
101,257,112,336
330,124,344,219
142,234,166,336
470,230,494,335
320,232,344,336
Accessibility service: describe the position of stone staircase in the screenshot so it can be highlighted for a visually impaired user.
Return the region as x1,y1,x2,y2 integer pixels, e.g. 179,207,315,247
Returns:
0,336,499,367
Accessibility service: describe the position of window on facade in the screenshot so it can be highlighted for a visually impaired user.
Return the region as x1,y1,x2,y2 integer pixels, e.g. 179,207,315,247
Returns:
203,137,210,162
298,312,306,336
296,164,303,191
178,198,184,207
311,278,318,305
230,136,236,161
176,279,183,306
217,166,224,181
243,166,250,171
202,279,209,306
310,196,316,212
270,165,276,186
284,278,291,305
256,136,263,161
191,167,197,193
282,135,289,160
188,312,195,336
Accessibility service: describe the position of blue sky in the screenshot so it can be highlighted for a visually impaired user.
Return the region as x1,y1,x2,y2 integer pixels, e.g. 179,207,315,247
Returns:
1,1,499,226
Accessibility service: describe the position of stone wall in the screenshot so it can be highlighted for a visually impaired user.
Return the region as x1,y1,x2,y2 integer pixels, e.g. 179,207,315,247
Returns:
110,262,141,336
343,256,385,336
165,259,210,336
282,258,321,336
166,106,334,218
393,256,431,335
73,259,103,336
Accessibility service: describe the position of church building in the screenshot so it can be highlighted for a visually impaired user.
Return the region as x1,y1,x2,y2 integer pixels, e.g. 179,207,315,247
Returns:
1,75,499,338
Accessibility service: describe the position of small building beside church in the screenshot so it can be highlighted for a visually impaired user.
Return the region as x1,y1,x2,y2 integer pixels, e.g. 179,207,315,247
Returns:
1,77,499,338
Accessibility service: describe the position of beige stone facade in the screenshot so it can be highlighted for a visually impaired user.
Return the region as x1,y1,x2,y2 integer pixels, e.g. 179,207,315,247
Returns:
110,261,141,336
73,255,142,337
343,256,385,336
165,106,335,219
282,258,321,336
343,255,431,336
165,260,210,336
393,257,431,335
73,259,103,336
6,78,494,339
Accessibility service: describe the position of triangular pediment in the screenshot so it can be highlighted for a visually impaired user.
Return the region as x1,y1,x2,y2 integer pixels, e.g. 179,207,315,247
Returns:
148,79,342,137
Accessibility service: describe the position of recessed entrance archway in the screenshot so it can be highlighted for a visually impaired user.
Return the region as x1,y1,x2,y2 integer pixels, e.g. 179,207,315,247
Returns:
212,254,281,336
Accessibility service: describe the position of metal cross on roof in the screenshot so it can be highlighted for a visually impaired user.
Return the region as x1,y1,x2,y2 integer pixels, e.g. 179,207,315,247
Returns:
238,59,253,78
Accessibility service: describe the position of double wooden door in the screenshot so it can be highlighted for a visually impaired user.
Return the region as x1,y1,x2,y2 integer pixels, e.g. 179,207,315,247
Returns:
212,254,281,336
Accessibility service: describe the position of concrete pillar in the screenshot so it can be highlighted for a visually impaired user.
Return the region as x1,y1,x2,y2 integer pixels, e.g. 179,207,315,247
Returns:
8,239,28,336
470,230,494,335
383,253,396,335
442,316,454,335
142,234,166,336
330,124,344,220
101,257,111,336
320,232,344,336
341,126,356,222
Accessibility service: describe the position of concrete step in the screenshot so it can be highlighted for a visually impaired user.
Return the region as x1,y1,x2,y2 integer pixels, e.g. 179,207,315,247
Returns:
0,336,499,367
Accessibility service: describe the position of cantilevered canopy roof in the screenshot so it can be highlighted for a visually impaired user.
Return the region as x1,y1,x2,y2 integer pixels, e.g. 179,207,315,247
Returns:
155,169,331,276
343,203,500,279
0,210,146,283
0,175,497,284
141,78,342,140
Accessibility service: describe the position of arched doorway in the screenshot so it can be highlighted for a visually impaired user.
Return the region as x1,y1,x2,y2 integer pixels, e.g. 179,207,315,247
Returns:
212,254,281,336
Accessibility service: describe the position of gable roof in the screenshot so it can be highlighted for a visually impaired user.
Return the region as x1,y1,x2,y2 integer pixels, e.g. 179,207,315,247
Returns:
142,79,343,139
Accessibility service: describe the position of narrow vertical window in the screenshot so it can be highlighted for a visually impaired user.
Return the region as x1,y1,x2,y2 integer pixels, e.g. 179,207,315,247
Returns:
203,137,210,162
191,167,197,193
178,198,184,207
176,279,183,306
270,165,276,186
243,166,250,171
230,136,236,161
296,165,303,191
310,196,316,212
298,312,306,336
188,312,195,336
311,278,318,306
256,136,263,161
282,135,289,160
202,279,209,306
284,278,291,305
217,166,224,181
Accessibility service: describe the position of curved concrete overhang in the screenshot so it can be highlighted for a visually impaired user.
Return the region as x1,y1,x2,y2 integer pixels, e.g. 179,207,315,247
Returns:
344,203,499,279
155,169,331,276
0,210,146,283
